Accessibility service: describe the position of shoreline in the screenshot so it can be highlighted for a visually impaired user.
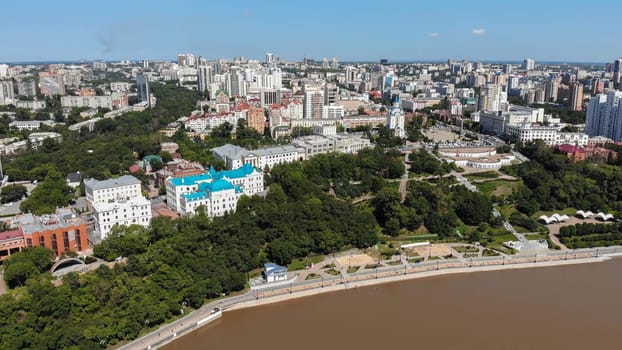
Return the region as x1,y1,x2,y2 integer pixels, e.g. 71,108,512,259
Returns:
226,255,615,312
119,250,622,350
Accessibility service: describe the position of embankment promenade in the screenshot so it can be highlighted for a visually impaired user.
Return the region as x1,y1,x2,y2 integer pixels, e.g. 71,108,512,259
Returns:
116,247,622,350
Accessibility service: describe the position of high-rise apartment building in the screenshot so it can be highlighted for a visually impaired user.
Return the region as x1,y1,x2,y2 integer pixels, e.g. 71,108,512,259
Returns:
586,91,622,141
247,106,266,134
0,80,15,105
522,58,535,71
303,88,323,119
17,80,36,97
569,83,584,111
545,77,559,102
198,65,212,94
324,83,338,105
136,74,150,106
478,84,506,112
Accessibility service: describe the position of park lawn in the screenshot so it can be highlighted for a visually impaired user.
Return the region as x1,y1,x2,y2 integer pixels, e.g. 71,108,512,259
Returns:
531,208,578,220
524,233,548,241
512,225,532,233
347,266,360,273
465,171,500,181
389,233,439,243
486,233,518,255
454,245,479,253
492,233,517,244
288,255,324,271
475,179,518,197
497,204,518,219
305,273,321,280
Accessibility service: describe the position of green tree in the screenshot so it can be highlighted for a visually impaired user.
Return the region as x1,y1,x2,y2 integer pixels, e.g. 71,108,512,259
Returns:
0,184,27,203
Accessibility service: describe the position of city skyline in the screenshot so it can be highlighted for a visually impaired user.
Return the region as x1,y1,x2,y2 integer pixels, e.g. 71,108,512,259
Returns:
1,0,621,63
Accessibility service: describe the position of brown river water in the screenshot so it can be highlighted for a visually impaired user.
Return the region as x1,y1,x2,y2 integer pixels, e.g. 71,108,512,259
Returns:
163,258,622,350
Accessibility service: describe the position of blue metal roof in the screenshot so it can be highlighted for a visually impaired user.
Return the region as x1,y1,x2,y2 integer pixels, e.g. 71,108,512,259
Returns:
214,163,257,180
170,164,258,187
170,173,213,187
264,262,287,274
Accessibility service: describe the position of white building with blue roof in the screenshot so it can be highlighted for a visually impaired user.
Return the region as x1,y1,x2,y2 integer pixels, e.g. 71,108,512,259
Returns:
165,163,264,215
264,262,288,283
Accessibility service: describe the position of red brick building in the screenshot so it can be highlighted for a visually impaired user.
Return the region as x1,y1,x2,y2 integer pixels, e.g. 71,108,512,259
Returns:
13,208,88,257
556,144,586,162
0,229,25,261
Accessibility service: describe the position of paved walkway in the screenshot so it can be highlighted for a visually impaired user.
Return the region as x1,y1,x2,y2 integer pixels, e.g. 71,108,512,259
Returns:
398,157,410,203
0,269,6,295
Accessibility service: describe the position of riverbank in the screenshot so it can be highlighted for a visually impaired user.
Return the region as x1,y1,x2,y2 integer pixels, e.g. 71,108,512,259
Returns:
119,248,622,350
227,254,616,311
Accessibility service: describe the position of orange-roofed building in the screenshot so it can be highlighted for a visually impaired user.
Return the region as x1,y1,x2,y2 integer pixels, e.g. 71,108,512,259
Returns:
0,229,25,261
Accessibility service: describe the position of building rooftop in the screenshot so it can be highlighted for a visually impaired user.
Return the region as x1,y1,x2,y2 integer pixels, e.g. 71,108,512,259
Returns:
169,173,213,187
91,196,150,212
264,262,287,274
66,172,82,183
85,175,141,191
14,208,83,235
0,229,23,242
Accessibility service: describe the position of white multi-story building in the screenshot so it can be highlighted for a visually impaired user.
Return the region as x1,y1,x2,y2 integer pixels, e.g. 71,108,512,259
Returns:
479,105,544,136
14,100,47,110
321,104,344,119
61,95,113,109
165,164,264,214
212,144,303,170
179,180,241,216
184,114,240,133
292,133,372,158
110,82,132,92
85,175,151,239
505,123,558,145
9,120,46,130
28,132,62,149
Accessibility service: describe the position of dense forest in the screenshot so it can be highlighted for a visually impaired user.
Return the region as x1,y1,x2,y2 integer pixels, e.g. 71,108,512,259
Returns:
503,140,622,215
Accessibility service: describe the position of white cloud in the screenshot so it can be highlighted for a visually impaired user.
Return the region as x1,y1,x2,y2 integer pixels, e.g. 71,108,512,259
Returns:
429,32,440,38
471,28,486,36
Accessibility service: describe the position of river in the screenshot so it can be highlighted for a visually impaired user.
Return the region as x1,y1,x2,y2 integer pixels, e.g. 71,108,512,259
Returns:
163,258,622,350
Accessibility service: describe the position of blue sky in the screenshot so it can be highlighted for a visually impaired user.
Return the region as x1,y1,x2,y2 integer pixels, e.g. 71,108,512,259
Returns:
0,0,619,63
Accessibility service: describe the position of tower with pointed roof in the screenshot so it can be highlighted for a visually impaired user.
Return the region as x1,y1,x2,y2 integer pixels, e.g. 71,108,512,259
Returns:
386,95,405,138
